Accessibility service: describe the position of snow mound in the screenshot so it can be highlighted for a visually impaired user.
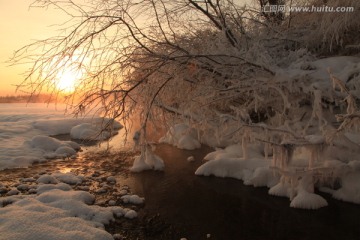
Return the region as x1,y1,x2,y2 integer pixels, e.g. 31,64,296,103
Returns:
29,135,80,159
124,209,138,219
160,124,201,150
196,142,270,184
30,135,64,151
251,167,279,188
0,187,128,240
36,183,73,194
34,117,122,136
0,201,114,240
130,146,164,172
36,175,59,184
52,172,84,185
55,146,77,156
290,191,328,209
36,189,95,205
203,144,263,161
121,195,145,204
290,174,328,209
195,157,270,184
268,182,291,198
70,119,122,140
187,156,195,162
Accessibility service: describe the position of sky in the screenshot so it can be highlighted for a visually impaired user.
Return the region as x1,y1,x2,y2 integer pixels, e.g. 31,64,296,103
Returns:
0,0,252,96
0,0,69,96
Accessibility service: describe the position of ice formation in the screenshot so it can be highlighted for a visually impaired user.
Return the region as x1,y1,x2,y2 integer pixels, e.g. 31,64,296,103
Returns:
130,145,164,172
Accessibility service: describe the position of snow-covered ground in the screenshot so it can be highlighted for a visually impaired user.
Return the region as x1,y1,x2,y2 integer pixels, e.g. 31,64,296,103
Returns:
0,103,122,170
0,171,143,240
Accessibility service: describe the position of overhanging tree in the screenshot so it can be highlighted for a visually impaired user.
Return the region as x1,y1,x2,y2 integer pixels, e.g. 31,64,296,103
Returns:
11,0,360,157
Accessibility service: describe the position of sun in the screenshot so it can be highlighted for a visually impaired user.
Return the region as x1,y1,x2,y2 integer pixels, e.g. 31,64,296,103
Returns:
56,67,83,92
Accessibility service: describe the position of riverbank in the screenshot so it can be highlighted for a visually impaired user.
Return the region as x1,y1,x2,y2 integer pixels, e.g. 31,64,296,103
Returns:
1,143,360,240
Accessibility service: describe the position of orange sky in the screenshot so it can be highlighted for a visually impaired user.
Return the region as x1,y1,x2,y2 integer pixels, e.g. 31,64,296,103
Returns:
0,0,252,96
0,0,70,96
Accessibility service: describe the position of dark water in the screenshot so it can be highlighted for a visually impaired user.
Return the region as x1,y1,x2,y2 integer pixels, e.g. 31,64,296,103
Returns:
120,144,360,240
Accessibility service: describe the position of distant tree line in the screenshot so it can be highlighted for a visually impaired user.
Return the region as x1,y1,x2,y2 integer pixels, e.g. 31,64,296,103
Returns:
0,94,58,103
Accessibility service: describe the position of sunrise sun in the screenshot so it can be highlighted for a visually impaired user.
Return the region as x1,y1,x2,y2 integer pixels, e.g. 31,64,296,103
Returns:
56,67,83,92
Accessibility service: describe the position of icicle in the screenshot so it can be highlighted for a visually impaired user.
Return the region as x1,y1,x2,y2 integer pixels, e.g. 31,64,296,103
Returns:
289,176,298,201
264,129,269,160
242,135,248,159
280,146,285,170
272,146,277,167
242,129,250,159
345,95,357,114
264,143,269,160
309,147,315,169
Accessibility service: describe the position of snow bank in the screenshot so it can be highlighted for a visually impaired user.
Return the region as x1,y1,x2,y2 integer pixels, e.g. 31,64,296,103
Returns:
197,142,332,209
198,142,360,208
160,123,201,150
196,143,278,187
